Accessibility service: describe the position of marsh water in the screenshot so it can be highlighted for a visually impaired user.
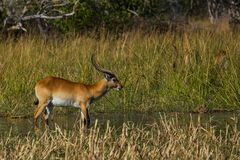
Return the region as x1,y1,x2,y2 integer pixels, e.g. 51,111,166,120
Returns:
0,112,239,136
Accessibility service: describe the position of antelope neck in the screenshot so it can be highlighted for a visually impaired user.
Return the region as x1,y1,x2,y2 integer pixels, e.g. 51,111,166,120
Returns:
89,79,109,99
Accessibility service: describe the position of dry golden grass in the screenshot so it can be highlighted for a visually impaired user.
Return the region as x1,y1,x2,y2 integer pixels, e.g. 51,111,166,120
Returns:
0,115,239,159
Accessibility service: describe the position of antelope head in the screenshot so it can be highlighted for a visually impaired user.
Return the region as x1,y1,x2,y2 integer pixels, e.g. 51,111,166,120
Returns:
91,54,123,91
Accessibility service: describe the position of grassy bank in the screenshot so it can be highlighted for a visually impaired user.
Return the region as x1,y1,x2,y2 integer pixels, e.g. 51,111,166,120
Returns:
0,115,239,159
0,30,240,116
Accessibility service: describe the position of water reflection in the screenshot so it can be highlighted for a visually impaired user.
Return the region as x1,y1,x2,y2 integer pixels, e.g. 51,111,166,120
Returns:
0,112,239,136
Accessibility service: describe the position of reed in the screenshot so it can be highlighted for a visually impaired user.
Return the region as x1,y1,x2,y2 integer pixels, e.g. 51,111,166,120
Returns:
0,115,239,159
0,30,240,116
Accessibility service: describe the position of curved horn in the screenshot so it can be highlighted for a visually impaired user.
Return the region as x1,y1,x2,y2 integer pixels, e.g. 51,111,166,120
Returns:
91,54,113,75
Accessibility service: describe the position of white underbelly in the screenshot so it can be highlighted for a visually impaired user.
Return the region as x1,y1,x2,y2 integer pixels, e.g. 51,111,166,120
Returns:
51,97,79,108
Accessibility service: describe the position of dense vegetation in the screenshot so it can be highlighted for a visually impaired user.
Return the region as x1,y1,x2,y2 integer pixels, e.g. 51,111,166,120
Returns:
0,0,208,34
56,0,207,32
0,28,240,117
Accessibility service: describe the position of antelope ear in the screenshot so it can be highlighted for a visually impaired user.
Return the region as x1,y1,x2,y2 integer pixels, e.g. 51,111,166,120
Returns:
104,74,112,81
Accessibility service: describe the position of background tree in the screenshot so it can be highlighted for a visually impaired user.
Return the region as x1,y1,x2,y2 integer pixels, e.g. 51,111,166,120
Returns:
207,0,224,24
1,0,240,37
0,0,78,39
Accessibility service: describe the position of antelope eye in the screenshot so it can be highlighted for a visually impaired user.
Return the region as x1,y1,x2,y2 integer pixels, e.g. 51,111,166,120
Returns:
112,78,117,82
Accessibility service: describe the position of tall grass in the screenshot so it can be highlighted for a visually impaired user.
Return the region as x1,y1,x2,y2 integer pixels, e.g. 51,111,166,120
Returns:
0,30,240,116
0,115,239,159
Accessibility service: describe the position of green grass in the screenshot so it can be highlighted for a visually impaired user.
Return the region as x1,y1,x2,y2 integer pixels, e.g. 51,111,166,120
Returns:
0,115,240,159
0,30,240,116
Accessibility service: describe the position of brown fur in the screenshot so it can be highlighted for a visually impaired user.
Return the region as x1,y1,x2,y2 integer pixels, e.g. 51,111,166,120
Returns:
34,55,123,131
34,75,122,131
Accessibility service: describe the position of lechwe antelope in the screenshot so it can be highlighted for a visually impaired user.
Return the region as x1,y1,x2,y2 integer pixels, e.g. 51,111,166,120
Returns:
34,54,123,130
